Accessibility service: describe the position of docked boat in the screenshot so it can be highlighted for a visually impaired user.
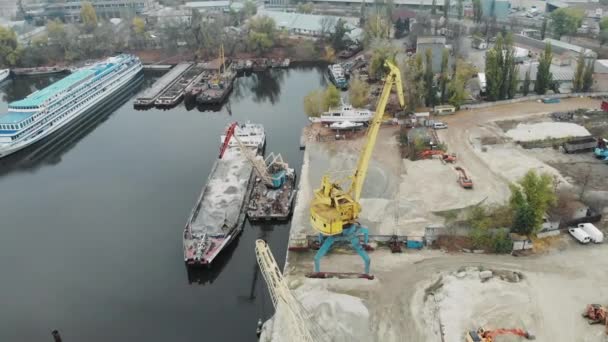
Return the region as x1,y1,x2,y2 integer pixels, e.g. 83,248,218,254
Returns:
310,103,373,124
247,153,297,222
330,121,364,130
0,69,10,83
183,122,266,266
327,64,348,89
0,54,142,158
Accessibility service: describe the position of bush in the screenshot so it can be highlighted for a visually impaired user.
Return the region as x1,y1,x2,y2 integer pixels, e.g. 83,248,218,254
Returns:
490,230,512,253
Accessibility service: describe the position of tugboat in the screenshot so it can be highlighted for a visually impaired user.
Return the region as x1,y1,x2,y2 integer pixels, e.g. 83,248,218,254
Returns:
327,64,348,89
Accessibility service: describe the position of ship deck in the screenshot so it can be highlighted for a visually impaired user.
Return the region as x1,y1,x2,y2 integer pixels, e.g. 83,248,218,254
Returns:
247,174,296,221
156,64,206,104
135,63,192,102
189,147,254,236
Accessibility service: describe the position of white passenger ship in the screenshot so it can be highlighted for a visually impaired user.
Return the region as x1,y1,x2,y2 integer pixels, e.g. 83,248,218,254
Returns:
0,54,142,158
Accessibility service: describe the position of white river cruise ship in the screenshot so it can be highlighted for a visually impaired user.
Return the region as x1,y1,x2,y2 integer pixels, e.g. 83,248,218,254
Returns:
0,54,142,158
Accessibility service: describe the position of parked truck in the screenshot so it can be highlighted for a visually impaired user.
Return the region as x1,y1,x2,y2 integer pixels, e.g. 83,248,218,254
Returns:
563,136,597,153
568,227,591,244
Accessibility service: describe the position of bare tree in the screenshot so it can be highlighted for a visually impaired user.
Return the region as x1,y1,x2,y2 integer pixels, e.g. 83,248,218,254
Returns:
319,16,336,38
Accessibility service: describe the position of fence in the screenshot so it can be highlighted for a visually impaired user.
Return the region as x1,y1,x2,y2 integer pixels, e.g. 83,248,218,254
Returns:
460,92,608,110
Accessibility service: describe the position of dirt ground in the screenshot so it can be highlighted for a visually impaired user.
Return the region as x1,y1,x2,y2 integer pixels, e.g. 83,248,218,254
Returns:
271,97,608,342
279,242,608,342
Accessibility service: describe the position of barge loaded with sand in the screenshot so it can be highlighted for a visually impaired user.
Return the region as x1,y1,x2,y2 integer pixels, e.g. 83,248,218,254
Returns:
183,122,265,266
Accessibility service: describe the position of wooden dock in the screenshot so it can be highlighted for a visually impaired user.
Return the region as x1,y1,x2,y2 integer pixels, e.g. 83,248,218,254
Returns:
134,63,191,108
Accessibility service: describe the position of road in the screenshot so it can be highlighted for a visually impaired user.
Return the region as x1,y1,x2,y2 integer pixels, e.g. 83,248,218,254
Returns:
437,97,601,205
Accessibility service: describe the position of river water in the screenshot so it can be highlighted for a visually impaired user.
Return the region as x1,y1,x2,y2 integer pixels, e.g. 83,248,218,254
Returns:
0,66,327,342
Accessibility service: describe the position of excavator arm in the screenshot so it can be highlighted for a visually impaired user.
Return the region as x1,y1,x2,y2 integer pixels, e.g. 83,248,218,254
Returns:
349,61,405,201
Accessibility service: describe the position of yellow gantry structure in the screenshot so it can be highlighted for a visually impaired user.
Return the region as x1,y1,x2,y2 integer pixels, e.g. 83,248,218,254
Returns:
310,61,405,236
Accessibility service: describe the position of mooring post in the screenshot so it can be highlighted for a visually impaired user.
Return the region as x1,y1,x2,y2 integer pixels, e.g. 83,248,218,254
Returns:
52,330,62,342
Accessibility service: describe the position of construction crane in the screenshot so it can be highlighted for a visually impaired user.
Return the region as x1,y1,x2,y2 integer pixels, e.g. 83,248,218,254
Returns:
309,61,404,276
254,239,328,342
224,121,289,189
466,327,535,342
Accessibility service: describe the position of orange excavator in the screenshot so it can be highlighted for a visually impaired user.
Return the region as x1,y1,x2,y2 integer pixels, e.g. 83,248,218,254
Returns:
418,149,456,163
582,304,608,334
466,327,535,342
455,166,473,189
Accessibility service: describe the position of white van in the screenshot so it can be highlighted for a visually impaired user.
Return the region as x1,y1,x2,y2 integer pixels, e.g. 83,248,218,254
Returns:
433,122,448,129
578,223,603,243
569,227,591,244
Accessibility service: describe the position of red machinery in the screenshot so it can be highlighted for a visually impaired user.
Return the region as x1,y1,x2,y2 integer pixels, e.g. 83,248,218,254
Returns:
418,149,456,163
583,304,608,334
455,166,473,189
601,100,608,112
467,327,535,342
219,122,238,158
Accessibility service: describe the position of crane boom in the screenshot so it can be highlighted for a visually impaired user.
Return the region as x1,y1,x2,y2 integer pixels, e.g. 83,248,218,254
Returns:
350,61,404,201
310,61,405,236
255,240,327,342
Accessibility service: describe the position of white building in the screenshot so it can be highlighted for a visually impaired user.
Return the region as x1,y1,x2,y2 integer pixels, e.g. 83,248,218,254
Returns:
257,10,362,41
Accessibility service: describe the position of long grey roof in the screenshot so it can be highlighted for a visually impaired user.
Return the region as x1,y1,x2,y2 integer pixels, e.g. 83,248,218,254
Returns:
517,62,574,82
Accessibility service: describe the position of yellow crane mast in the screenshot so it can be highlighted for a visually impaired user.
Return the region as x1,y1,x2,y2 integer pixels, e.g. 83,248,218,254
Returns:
309,61,404,276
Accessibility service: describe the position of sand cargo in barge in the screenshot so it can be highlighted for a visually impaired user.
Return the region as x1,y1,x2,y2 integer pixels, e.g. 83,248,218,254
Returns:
183,122,265,266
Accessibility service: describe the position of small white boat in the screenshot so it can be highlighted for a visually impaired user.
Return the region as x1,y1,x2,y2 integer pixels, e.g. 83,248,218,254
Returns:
0,69,10,83
313,102,373,124
330,121,364,130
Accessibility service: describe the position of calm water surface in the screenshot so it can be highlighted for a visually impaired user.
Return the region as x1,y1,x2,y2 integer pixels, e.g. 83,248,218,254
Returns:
0,66,327,342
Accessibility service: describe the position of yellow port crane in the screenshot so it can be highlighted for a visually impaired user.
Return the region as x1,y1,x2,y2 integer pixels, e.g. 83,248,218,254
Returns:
309,61,404,276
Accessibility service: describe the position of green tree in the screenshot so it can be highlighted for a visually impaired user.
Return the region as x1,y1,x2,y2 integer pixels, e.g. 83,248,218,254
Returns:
600,30,608,46
601,17,608,31
485,33,518,101
303,89,323,117
364,14,390,43
444,0,451,17
132,16,146,35
582,59,594,92
424,48,436,107
323,84,341,109
80,1,98,32
550,8,584,39
296,2,313,14
243,0,257,18
457,0,463,20
534,42,553,95
540,17,548,40
439,48,449,103
0,26,22,67
394,18,408,38
369,43,397,80
349,78,370,107
431,0,437,15
509,170,557,236
573,53,585,92
522,69,531,96
473,0,482,23
448,58,476,109
402,53,425,111
247,16,277,54
330,19,350,51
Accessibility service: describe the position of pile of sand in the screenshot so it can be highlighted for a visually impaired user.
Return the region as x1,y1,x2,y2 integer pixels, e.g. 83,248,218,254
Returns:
506,122,590,142
418,268,536,342
260,281,372,342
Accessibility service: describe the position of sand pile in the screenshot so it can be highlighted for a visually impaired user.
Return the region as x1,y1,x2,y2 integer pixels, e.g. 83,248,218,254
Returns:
260,281,372,342
418,268,535,342
506,122,590,142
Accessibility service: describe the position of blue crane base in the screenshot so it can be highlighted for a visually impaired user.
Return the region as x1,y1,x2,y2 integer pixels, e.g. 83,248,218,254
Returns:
313,224,371,275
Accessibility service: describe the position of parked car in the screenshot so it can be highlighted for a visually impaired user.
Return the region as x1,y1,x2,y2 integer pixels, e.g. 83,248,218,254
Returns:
578,223,603,243
433,122,448,129
568,227,591,244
